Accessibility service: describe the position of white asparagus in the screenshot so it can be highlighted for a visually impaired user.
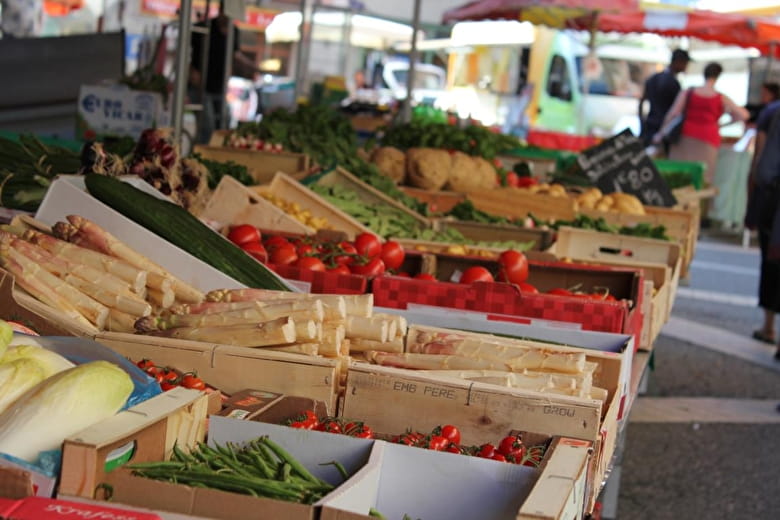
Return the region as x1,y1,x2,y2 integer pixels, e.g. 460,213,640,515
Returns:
320,325,346,358
107,309,138,333
345,316,389,343
373,313,407,337
63,274,152,318
146,272,173,293
25,229,147,293
147,317,296,347
0,247,95,329
348,337,404,354
206,289,367,317
590,386,609,402
266,343,320,356
147,287,175,309
367,351,510,371
294,320,319,342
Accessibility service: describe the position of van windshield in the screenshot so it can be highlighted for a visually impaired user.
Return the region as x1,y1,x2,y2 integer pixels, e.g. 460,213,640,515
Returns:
391,69,446,90
576,56,662,98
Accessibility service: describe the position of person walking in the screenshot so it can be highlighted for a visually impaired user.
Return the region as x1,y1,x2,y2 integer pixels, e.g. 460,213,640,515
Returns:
744,91,780,359
639,49,691,150
655,62,749,223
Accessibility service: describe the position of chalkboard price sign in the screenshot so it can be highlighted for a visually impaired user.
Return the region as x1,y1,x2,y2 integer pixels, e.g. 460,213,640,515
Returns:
576,129,677,207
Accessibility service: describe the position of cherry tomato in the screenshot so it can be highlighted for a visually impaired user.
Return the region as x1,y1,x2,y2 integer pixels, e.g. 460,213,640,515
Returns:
296,243,314,257
498,250,529,284
477,443,496,458
427,435,449,451
349,257,386,277
354,233,382,258
160,381,178,391
160,368,179,383
445,444,462,454
241,242,268,263
228,224,261,246
289,421,308,429
180,373,206,391
437,425,461,446
547,288,573,297
269,244,298,265
491,453,508,462
460,266,494,284
264,235,291,250
334,242,358,266
136,359,155,371
380,241,405,270
316,418,342,434
506,445,527,464
498,435,523,457
327,264,352,275
394,271,411,278
518,282,539,293
294,256,327,272
394,433,418,446
414,273,436,281
353,430,374,439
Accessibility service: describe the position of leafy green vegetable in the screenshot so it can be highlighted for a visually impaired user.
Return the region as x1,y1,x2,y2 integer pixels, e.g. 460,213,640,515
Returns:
191,153,255,189
379,120,521,159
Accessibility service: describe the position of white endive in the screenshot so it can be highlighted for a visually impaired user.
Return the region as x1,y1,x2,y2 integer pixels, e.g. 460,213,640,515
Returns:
0,320,11,359
2,345,75,378
0,358,46,414
0,360,133,462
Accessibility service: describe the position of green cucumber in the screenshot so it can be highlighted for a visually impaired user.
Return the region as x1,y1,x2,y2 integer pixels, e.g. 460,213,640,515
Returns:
84,174,290,291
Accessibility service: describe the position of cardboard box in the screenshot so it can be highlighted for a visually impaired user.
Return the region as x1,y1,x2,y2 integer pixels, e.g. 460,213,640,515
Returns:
76,84,169,141
432,219,556,252
34,175,294,293
320,439,540,520
199,175,313,235
84,416,381,520
398,186,466,214
0,269,96,338
553,226,682,318
94,332,342,413
256,172,374,241
0,496,164,520
517,438,593,520
192,145,310,184
315,168,431,229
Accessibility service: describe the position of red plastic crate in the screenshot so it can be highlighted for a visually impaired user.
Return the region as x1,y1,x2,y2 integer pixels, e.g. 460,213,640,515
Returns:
526,129,601,152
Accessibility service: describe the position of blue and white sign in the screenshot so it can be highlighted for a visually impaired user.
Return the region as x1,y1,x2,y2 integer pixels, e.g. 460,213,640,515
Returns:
77,85,170,140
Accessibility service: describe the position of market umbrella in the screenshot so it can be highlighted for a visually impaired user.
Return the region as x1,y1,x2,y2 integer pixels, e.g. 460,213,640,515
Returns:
442,0,638,28
565,8,780,58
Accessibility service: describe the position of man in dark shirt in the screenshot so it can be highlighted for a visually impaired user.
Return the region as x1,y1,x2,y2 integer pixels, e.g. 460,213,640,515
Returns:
639,49,691,149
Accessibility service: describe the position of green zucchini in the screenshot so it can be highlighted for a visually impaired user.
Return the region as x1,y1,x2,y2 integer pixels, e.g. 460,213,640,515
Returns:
84,174,290,291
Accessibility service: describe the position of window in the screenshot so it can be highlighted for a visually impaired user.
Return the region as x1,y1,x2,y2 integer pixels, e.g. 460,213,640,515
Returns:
546,55,572,101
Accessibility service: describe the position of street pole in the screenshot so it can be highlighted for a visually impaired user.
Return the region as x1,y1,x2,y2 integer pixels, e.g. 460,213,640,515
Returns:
221,14,235,130
401,0,421,123
294,0,314,102
172,0,194,146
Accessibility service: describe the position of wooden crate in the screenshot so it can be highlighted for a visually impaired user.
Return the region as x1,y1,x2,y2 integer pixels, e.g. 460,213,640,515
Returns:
199,175,313,235
316,167,430,229
399,186,466,214
59,387,210,499
0,269,98,338
395,239,557,262
467,188,577,222
552,227,682,317
94,332,342,413
433,218,556,252
253,172,374,241
193,145,310,184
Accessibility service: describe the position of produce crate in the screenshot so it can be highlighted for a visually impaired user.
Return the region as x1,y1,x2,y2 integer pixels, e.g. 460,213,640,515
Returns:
467,188,577,222
200,175,313,235
254,172,374,241
314,167,430,229
193,144,311,184
94,332,342,413
653,158,706,190
432,218,556,252
58,387,210,499
398,186,467,214
580,205,697,279
552,227,682,314
340,340,625,516
0,268,98,338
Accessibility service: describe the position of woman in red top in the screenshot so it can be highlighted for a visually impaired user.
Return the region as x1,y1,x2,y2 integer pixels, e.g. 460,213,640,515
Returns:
655,62,749,217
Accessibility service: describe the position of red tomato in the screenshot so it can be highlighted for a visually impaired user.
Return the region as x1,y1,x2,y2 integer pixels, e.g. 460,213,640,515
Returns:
228,224,261,246
477,443,496,458
460,266,494,284
414,273,436,281
518,282,539,293
547,288,573,297
438,425,461,446
136,359,155,371
505,172,520,187
498,250,529,284
241,242,268,263
270,244,298,265
349,257,386,277
354,233,382,258
160,382,178,391
295,256,327,272
296,243,314,257
498,435,523,457
427,435,449,451
506,445,527,464
491,453,508,462
343,422,373,438
394,271,411,278
160,368,179,383
334,242,358,266
445,444,462,454
327,264,352,275
289,421,308,429
316,418,342,434
380,241,405,270
264,235,291,250
180,373,206,391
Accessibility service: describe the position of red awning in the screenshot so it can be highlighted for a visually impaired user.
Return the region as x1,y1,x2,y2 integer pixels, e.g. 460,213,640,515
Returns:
443,0,638,27
43,0,84,17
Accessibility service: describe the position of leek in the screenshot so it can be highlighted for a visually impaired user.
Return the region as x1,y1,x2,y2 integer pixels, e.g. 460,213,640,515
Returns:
2,345,74,378
0,358,46,414
0,360,133,462
0,320,10,359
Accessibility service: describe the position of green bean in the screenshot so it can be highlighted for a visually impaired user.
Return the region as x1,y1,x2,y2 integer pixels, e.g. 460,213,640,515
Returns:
260,438,321,485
